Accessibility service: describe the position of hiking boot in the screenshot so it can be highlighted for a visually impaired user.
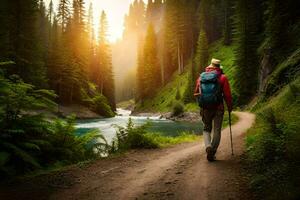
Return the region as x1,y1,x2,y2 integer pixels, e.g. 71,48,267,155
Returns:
212,149,217,159
206,147,214,162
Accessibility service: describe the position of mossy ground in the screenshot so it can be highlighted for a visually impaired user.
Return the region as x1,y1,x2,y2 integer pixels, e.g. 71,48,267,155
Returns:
245,77,300,199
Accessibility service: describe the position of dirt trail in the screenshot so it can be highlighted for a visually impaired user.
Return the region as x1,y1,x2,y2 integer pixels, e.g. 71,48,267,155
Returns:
0,112,255,200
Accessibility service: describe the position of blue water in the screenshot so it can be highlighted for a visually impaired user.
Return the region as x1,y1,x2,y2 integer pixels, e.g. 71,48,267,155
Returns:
76,109,203,143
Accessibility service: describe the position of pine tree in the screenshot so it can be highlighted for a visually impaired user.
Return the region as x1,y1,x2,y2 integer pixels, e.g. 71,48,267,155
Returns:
97,11,116,110
233,0,264,104
57,0,70,32
163,0,199,75
5,0,47,86
48,0,54,23
136,36,145,102
38,0,49,62
143,23,161,98
195,30,209,73
223,0,234,45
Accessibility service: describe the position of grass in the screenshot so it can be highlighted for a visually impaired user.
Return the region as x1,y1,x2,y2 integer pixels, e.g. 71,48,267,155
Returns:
135,69,190,112
135,39,237,113
185,102,199,112
245,77,300,199
145,132,201,148
223,112,238,128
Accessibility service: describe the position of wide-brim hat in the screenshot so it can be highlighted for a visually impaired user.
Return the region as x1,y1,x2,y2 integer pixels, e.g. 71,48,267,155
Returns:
211,58,221,65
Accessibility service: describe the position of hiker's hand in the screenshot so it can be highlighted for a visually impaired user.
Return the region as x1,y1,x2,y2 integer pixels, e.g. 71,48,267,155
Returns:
194,93,200,97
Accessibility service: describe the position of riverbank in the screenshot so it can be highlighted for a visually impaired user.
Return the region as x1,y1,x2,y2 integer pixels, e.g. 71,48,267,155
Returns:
0,112,254,200
33,104,104,120
131,111,201,122
57,104,103,119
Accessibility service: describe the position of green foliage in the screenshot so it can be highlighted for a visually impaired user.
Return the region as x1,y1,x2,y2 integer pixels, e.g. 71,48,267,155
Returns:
264,49,300,97
195,30,209,73
246,77,300,199
163,0,199,75
49,116,108,162
110,118,199,152
172,101,184,117
97,11,116,111
111,118,159,152
222,112,238,128
136,23,161,102
182,65,195,104
175,87,181,100
0,75,106,177
232,0,264,105
91,95,115,118
0,75,57,124
144,132,199,148
259,0,300,65
80,83,115,118
135,68,189,112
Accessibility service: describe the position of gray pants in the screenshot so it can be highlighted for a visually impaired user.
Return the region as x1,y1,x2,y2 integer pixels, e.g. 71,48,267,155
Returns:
201,109,224,152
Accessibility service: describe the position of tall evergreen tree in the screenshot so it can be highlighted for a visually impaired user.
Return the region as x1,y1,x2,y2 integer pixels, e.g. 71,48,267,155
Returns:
97,11,116,110
57,0,70,32
5,0,47,86
195,30,209,73
233,0,264,104
136,36,145,102
163,0,199,75
143,24,161,97
223,0,234,45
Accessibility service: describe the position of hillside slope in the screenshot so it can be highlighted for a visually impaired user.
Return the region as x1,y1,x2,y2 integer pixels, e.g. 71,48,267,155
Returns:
245,50,300,199
134,41,237,113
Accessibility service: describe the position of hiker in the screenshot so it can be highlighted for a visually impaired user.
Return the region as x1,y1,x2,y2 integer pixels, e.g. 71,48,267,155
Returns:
194,58,233,161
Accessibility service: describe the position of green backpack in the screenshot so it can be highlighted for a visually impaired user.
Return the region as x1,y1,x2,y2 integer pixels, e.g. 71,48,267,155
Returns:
198,71,223,107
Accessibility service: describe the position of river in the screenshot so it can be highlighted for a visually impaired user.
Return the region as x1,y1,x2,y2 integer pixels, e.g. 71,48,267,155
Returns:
76,108,203,143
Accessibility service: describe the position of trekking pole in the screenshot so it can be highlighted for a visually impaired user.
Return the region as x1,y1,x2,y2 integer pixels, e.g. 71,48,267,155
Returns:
229,111,234,156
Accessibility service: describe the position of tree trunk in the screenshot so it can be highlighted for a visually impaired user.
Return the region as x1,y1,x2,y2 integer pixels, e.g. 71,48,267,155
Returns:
177,42,181,73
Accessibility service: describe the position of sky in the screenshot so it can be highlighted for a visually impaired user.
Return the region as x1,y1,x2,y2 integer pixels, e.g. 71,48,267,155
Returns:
45,0,145,42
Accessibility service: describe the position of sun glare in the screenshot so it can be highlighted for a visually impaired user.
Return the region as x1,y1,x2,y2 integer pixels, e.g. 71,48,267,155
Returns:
45,0,144,43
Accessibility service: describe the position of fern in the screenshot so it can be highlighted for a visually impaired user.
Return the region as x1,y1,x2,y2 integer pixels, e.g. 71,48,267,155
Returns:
2,142,41,169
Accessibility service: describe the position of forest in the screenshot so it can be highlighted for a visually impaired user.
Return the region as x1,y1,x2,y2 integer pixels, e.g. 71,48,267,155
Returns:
0,0,300,199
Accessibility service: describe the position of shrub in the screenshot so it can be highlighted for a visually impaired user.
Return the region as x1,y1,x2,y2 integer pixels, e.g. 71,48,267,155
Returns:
0,75,106,177
146,132,199,147
81,87,115,118
81,87,115,117
110,119,200,153
246,79,300,199
111,118,159,152
92,95,115,117
48,116,108,163
172,101,184,116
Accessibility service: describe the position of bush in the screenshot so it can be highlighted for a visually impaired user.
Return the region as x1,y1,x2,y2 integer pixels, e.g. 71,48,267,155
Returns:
110,119,200,153
0,75,107,177
111,118,159,152
245,78,300,199
92,95,115,117
81,86,115,118
146,132,199,147
48,116,108,163
172,101,184,116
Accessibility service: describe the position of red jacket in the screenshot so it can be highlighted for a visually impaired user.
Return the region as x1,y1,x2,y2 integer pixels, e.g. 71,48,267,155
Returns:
194,66,233,111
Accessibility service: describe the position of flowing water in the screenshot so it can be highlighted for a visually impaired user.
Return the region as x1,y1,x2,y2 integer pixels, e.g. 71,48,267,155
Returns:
76,108,203,143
